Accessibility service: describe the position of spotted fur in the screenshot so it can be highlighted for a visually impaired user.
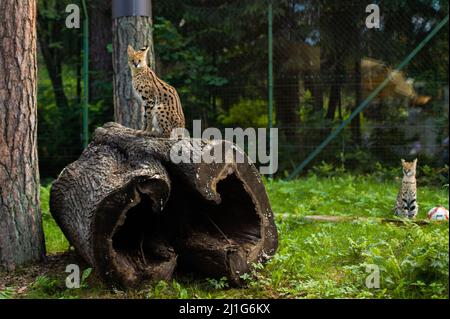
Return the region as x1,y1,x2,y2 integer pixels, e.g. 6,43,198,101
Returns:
127,45,185,137
394,159,418,219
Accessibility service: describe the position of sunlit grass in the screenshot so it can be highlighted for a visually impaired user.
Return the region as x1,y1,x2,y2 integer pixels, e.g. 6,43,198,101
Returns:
40,184,69,253
29,174,449,299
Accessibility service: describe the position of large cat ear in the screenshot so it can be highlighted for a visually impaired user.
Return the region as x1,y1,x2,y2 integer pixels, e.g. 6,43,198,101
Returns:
141,45,150,55
413,158,418,165
127,45,134,56
401,159,405,164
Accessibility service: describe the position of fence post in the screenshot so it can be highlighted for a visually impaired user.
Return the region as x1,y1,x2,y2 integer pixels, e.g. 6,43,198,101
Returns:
81,0,89,149
267,0,274,178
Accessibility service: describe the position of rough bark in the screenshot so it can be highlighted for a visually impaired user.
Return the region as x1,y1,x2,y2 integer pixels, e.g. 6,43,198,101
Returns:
50,122,278,288
0,0,45,271
113,16,155,129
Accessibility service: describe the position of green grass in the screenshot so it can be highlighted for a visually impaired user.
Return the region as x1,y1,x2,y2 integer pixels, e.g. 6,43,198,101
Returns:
11,174,449,299
40,185,69,253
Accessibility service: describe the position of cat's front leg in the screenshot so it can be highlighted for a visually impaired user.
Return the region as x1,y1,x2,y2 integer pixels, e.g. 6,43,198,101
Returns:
135,129,162,138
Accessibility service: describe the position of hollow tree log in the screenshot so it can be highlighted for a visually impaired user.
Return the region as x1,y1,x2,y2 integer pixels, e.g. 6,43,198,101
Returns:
50,122,278,288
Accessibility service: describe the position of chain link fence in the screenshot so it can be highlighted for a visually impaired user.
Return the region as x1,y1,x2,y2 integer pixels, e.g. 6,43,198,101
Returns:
37,0,449,179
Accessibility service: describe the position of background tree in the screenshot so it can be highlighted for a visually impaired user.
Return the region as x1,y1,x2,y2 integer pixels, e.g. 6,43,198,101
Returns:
112,1,155,129
37,0,83,178
0,0,45,271
37,0,71,110
88,0,113,110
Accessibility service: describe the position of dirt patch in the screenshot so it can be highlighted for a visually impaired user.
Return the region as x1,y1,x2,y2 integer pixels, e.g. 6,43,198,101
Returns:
0,251,86,296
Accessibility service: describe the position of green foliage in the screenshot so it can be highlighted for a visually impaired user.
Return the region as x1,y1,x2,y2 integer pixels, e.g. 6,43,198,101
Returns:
308,160,449,188
338,149,375,171
33,173,449,299
31,275,61,296
0,287,15,299
217,99,271,128
341,225,449,298
147,280,169,299
22,266,96,299
40,184,69,252
298,90,316,121
146,280,190,299
37,66,83,178
30,0,448,299
419,165,449,187
206,277,229,290
171,280,189,299
81,268,93,289
35,1,448,180
263,175,448,298
154,17,227,123
310,161,346,177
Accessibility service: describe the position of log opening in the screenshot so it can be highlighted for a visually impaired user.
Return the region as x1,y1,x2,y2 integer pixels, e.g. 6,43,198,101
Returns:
111,194,176,282
170,172,262,285
103,172,262,287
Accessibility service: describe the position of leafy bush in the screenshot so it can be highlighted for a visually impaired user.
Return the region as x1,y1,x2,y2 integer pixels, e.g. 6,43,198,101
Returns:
419,165,449,187
206,277,229,290
217,98,270,128
154,17,227,124
309,161,346,178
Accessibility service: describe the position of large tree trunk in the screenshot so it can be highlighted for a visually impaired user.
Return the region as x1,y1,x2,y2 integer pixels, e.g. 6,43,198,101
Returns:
50,122,278,288
88,0,113,105
113,15,155,129
0,0,45,271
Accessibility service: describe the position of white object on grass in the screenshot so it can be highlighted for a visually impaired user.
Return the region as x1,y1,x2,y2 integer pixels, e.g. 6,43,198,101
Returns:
427,206,449,221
